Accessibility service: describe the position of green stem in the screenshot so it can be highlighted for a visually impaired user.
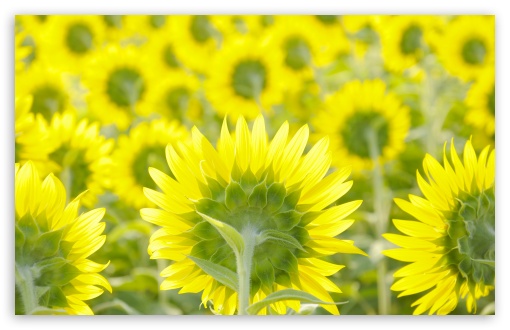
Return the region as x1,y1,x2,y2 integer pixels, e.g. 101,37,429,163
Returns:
15,263,38,314
366,128,391,315
236,229,256,315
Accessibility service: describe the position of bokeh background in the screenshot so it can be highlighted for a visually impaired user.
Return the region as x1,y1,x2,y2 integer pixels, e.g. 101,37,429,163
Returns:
14,15,495,315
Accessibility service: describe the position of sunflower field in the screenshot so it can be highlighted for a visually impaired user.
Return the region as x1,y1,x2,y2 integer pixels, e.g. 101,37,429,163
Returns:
14,15,495,316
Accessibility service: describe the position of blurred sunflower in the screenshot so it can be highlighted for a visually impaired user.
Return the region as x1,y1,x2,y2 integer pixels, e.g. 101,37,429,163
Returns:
340,15,385,58
141,115,366,315
83,44,154,131
436,15,494,82
110,118,189,210
205,37,284,121
313,79,411,171
45,111,114,207
307,15,350,66
143,23,183,74
141,70,202,124
379,15,441,73
211,15,268,41
171,15,222,74
124,15,171,40
15,30,32,72
15,95,53,171
465,67,495,140
15,61,74,122
264,16,324,91
100,15,132,43
383,139,495,314
15,161,111,315
35,15,105,74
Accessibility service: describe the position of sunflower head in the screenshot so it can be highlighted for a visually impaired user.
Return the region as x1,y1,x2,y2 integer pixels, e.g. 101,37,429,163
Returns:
141,115,366,315
15,161,111,315
46,111,114,207
313,79,410,171
383,139,495,314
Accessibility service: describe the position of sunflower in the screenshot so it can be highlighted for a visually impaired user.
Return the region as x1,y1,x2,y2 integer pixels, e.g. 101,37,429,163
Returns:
306,15,350,66
436,16,494,82
465,67,495,140
383,139,495,314
205,36,285,122
123,15,171,40
340,15,385,59
171,15,222,74
141,70,203,124
142,24,184,74
15,29,32,73
15,61,74,122
110,118,189,210
34,15,105,74
15,95,53,172
83,44,155,131
100,15,132,44
211,15,269,40
45,111,114,208
313,79,411,171
15,161,112,315
264,16,325,92
379,15,442,73
141,115,366,315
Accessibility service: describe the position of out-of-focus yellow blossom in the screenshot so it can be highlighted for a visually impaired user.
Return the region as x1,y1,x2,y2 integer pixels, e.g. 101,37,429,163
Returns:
313,79,410,171
110,118,189,210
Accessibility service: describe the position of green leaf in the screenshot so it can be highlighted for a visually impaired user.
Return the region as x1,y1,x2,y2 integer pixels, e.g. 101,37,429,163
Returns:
248,182,268,208
197,211,245,256
225,182,247,210
36,262,81,287
246,289,348,315
34,257,67,275
195,198,230,221
257,229,306,252
269,249,299,274
274,211,302,231
255,258,275,289
32,228,64,259
471,259,495,267
240,169,258,195
39,286,69,308
188,256,239,292
265,183,286,213
190,221,221,240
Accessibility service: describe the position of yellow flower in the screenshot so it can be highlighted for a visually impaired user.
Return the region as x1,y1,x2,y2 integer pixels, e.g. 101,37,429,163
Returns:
379,15,442,73
15,161,112,315
313,79,410,171
141,69,203,124
142,23,183,74
45,111,114,207
15,61,74,122
205,36,285,122
15,30,32,73
465,67,495,139
123,15,171,40
211,15,273,41
264,16,326,91
83,44,155,131
110,118,189,210
436,16,494,82
383,139,495,314
141,115,366,315
171,15,222,74
305,15,350,66
15,95,53,172
340,15,386,59
34,15,105,74
100,15,132,43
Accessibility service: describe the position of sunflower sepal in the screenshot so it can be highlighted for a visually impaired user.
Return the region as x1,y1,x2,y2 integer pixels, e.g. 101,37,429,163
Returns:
187,255,239,292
